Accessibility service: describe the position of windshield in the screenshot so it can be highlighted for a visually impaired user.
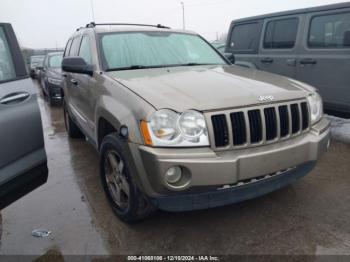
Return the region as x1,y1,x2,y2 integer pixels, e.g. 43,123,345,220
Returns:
49,54,63,68
99,32,227,71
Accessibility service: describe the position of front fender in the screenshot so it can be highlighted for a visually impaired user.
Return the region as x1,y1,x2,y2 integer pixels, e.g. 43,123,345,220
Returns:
95,95,154,146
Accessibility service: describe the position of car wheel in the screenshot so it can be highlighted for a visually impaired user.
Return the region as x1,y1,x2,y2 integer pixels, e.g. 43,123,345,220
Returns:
100,134,155,223
63,100,84,138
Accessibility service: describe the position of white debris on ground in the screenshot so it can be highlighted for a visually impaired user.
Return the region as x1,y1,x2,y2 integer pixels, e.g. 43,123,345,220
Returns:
325,114,350,144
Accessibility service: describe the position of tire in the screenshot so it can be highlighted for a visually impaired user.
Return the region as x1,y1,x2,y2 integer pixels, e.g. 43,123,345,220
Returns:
100,133,155,223
63,100,84,138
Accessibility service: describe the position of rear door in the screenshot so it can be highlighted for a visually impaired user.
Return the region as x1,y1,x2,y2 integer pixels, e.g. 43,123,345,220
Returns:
296,8,350,113
0,23,48,209
257,15,302,78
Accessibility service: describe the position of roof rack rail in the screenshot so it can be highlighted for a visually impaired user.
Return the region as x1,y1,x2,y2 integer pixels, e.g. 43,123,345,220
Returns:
85,22,170,29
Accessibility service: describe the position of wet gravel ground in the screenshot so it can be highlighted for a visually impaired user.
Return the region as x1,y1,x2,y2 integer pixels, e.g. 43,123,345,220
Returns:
0,81,350,257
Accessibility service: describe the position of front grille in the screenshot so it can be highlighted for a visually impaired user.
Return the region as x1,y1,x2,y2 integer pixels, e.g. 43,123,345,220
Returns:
264,107,278,141
290,104,300,134
248,110,263,143
279,105,289,138
211,115,229,147
230,112,247,145
301,102,309,130
210,99,310,149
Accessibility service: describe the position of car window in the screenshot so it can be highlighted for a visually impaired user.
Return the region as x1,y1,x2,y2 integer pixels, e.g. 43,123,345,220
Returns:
69,37,81,57
30,56,44,68
228,22,261,53
79,36,92,64
264,18,299,49
100,32,226,70
0,27,16,82
49,54,63,68
64,39,72,57
308,12,350,48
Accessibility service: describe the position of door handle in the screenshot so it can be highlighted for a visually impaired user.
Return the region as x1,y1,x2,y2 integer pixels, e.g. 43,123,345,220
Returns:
300,58,317,65
0,92,30,105
70,79,78,86
261,58,274,63
62,73,67,78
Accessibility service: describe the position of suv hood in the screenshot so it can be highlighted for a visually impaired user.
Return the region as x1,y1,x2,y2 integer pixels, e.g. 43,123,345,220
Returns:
107,65,310,112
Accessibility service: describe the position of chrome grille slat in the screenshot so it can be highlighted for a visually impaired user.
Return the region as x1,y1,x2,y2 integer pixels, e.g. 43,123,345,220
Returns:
208,99,311,151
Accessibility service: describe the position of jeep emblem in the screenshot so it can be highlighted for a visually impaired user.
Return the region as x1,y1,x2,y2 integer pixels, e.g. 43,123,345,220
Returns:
258,95,274,102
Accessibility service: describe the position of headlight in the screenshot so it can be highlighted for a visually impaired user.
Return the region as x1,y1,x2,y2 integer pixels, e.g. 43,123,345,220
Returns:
48,77,62,85
141,109,210,147
307,92,323,125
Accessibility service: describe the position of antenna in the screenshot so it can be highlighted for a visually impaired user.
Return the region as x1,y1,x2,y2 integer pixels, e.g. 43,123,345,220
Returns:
90,0,95,21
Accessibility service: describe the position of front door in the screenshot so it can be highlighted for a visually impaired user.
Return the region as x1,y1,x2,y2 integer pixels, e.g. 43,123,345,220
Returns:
0,23,48,209
257,16,302,79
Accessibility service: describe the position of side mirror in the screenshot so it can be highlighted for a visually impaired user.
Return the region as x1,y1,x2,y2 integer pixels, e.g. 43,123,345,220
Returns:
343,31,350,46
62,57,93,76
224,53,235,64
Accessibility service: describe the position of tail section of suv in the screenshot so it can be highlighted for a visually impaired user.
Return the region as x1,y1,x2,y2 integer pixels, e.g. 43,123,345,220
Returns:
62,23,330,222
226,2,350,114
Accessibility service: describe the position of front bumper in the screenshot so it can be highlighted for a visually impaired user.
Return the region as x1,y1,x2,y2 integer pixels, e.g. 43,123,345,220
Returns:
130,118,330,211
151,161,315,212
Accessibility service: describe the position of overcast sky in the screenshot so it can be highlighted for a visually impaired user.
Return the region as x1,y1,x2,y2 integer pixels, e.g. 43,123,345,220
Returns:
0,0,345,48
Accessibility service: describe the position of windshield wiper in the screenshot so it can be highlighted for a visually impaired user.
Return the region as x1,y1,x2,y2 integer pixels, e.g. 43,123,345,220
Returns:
106,65,149,71
106,63,221,72
177,63,221,66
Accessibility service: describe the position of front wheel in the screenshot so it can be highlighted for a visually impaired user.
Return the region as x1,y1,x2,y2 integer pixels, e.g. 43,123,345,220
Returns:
100,134,155,223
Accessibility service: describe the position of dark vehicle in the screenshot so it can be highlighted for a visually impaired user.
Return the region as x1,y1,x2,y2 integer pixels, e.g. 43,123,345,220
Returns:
0,23,48,209
226,2,350,114
29,55,45,78
211,41,226,53
40,52,63,105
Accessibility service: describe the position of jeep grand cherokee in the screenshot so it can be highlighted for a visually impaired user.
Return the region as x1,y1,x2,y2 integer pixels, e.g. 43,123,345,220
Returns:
62,22,330,222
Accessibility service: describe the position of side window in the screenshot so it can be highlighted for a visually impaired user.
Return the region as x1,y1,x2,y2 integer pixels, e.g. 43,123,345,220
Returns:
264,18,299,49
79,36,92,64
0,27,16,82
63,39,72,57
308,12,350,48
228,22,261,53
69,37,82,57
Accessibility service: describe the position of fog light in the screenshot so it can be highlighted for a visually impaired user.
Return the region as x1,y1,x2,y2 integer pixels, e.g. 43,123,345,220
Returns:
165,166,182,184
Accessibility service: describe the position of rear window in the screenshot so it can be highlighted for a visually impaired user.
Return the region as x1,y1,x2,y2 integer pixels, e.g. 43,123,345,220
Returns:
0,27,16,82
228,22,261,53
308,12,350,48
263,18,299,49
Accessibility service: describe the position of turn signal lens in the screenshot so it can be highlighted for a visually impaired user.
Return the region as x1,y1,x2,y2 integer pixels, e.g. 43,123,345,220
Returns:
140,121,153,146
